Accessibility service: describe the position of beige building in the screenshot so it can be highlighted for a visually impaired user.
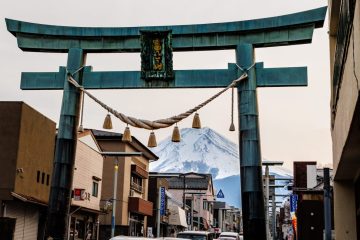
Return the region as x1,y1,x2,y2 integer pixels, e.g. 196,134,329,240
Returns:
69,130,104,240
92,130,158,239
328,0,360,239
0,102,56,240
0,102,106,240
161,173,215,231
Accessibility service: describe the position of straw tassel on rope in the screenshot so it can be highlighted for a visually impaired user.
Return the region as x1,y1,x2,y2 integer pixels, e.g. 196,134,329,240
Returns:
148,131,157,148
192,113,201,129
78,89,85,132
122,125,132,142
171,125,181,142
103,113,113,129
229,87,235,131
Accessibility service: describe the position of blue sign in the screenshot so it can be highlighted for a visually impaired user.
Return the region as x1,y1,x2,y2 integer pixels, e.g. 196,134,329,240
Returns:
160,187,166,216
217,189,225,198
290,194,298,213
186,211,192,225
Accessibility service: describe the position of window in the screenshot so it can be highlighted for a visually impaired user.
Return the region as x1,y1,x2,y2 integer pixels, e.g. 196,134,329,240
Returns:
130,175,143,193
92,181,99,197
131,175,143,187
41,172,45,184
37,171,40,183
46,174,50,186
203,201,208,210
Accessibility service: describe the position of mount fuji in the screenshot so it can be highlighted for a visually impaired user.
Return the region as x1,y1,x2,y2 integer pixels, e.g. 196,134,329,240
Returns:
150,127,292,207
150,127,239,179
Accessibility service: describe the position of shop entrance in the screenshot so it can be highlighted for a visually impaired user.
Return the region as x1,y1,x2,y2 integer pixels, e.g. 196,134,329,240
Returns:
129,213,144,237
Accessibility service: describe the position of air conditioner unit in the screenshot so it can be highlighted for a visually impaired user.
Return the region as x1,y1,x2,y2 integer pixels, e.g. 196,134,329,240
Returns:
130,190,135,197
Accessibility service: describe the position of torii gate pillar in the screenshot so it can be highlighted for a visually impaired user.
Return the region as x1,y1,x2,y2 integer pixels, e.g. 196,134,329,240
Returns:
236,44,266,238
47,48,85,239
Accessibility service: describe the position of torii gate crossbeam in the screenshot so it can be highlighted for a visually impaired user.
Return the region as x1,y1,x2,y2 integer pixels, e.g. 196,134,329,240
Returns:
6,6,326,240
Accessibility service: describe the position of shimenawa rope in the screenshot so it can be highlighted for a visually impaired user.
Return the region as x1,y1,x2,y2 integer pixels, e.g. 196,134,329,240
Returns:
67,73,248,130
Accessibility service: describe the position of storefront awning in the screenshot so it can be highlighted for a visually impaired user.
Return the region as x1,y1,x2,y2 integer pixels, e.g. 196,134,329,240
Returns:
11,192,47,207
168,206,188,228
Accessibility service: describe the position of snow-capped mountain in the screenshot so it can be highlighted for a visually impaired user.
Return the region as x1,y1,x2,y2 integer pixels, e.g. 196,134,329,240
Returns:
150,127,239,179
150,127,293,208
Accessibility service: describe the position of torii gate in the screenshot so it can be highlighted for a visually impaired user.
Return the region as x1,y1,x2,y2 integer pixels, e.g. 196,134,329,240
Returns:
6,6,326,240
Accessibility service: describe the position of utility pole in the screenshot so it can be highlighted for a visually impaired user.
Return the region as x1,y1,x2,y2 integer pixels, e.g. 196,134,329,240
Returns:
265,165,270,240
156,187,162,237
323,168,332,240
262,160,283,240
111,157,119,238
100,152,142,239
272,192,276,240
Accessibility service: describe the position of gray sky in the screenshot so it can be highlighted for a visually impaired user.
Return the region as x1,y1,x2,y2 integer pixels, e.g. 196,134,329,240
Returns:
0,0,332,170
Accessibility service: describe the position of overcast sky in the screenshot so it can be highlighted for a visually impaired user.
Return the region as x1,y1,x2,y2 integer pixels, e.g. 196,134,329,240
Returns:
0,0,331,170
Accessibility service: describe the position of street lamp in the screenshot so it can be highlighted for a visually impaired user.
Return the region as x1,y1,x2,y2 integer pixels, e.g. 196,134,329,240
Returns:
262,160,283,240
100,152,142,239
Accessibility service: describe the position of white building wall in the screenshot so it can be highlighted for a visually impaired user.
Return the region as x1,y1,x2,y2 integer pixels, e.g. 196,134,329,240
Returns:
72,138,103,210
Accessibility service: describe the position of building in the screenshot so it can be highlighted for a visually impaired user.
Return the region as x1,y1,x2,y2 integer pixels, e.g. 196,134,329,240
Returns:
148,173,188,237
92,130,158,239
291,162,334,240
166,172,215,231
0,102,106,240
69,130,104,240
0,102,56,240
213,202,241,233
328,0,359,238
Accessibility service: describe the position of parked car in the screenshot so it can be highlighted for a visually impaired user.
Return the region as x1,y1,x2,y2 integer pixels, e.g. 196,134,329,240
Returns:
176,231,215,240
218,232,242,240
110,237,150,240
110,237,189,240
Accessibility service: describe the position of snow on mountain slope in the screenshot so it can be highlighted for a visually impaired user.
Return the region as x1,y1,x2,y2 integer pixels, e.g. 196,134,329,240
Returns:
150,127,293,208
150,127,239,179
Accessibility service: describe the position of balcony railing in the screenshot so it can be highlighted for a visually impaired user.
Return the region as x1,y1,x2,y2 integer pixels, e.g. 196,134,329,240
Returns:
130,181,143,193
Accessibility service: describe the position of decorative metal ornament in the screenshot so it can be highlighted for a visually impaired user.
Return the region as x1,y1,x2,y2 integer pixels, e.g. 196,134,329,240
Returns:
140,31,174,81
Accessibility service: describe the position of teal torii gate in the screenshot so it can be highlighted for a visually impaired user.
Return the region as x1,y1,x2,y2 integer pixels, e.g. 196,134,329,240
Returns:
6,6,326,240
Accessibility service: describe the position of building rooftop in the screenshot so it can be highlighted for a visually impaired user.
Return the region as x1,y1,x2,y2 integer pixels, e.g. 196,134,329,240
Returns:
166,173,212,190
91,129,158,161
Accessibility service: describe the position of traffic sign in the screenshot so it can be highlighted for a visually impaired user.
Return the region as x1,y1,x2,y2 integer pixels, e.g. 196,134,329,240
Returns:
217,189,225,198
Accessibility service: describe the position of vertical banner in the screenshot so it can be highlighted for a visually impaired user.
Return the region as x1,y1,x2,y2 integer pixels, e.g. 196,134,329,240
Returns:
187,211,192,226
160,187,166,216
290,194,298,213
290,194,298,237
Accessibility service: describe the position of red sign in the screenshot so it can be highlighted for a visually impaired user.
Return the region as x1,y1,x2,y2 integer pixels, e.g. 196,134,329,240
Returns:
73,188,89,201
